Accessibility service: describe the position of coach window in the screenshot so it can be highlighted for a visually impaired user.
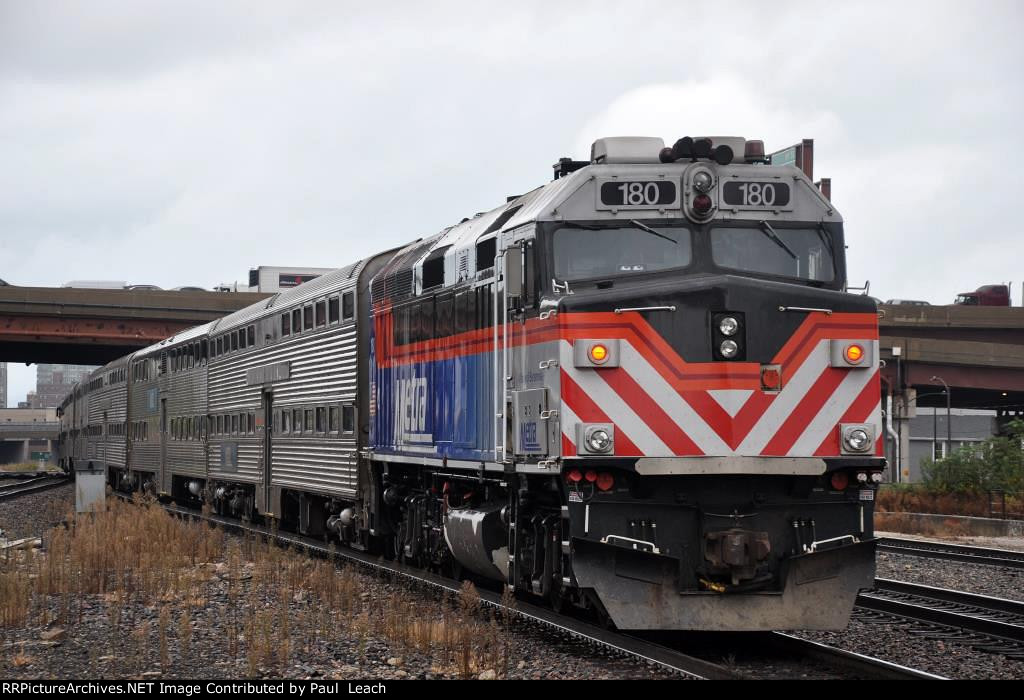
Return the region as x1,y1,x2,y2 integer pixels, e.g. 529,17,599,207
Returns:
216,415,223,434
201,340,208,364
342,405,355,436
316,300,327,327
231,414,239,434
247,325,255,347
216,337,223,356
292,309,302,335
329,406,340,434
293,408,302,434
328,295,340,324
248,412,255,434
239,328,247,350
304,408,314,434
316,406,326,433
342,291,354,322
231,332,238,352
303,304,314,331
281,313,291,337
281,409,290,433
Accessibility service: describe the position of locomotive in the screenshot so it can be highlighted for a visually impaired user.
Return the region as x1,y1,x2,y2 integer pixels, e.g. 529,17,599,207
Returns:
58,135,884,631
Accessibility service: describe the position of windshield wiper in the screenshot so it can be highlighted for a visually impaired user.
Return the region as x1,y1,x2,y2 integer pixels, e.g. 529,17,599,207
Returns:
627,219,677,244
815,223,835,259
758,220,797,259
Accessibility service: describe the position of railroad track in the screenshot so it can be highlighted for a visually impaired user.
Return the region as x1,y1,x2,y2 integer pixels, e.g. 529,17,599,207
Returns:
0,475,68,501
878,537,1024,570
113,494,934,680
151,499,739,680
856,578,1024,660
766,632,945,680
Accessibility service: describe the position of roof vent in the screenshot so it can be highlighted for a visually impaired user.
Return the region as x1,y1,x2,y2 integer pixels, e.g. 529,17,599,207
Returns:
590,136,665,164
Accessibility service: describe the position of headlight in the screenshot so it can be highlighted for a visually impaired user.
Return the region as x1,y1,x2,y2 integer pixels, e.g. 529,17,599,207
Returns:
692,171,714,193
720,339,739,358
587,428,612,453
719,316,739,336
844,428,871,452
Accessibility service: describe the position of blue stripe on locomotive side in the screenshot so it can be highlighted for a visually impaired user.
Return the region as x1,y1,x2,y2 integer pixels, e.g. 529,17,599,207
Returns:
369,325,495,462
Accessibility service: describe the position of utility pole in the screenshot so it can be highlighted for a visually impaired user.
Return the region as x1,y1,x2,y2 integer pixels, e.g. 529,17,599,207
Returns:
931,376,952,457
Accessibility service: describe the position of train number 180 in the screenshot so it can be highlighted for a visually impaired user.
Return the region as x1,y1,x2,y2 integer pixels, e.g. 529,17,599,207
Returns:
722,181,792,208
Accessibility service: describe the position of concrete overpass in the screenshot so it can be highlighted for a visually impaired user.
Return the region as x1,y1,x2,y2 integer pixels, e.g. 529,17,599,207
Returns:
878,304,1024,412
876,303,1024,481
0,286,270,365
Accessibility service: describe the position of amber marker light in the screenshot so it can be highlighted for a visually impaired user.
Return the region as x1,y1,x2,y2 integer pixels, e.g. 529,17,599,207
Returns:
844,344,865,364
589,343,609,364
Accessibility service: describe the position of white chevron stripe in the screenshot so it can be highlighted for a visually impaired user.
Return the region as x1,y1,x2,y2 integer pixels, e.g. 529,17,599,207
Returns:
736,339,832,455
866,400,883,454
788,362,877,456
616,341,732,455
561,341,669,456
560,401,581,450
707,389,753,418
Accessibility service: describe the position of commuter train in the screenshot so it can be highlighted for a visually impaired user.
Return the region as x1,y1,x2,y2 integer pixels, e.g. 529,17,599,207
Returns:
58,136,885,631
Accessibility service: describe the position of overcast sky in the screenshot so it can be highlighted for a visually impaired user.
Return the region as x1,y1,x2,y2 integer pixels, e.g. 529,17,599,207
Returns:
2,1,1023,405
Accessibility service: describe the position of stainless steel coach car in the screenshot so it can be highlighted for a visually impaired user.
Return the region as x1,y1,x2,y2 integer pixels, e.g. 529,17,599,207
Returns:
62,135,885,632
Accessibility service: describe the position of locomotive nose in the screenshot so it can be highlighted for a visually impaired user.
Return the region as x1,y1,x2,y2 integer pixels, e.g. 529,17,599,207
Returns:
557,274,877,365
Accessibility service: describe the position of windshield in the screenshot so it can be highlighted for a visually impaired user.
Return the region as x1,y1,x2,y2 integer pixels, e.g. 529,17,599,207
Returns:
553,223,692,281
710,226,835,283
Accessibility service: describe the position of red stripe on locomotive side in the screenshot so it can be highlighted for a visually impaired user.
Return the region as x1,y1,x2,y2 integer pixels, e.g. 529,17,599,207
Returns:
562,434,577,457
726,391,777,450
560,369,642,456
678,390,738,447
813,370,882,457
599,368,704,455
760,368,847,456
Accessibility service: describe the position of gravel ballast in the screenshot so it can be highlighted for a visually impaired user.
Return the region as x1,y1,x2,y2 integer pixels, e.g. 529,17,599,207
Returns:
1,494,680,681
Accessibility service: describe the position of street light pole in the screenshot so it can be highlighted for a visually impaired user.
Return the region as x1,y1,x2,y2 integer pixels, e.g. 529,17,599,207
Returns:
931,376,951,457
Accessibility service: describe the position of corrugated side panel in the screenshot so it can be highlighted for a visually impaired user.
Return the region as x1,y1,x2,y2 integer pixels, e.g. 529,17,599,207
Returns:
164,364,209,479
209,316,359,494
128,376,161,474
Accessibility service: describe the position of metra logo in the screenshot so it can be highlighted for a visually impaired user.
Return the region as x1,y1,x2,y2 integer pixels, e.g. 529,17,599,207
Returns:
395,376,431,444
519,421,539,450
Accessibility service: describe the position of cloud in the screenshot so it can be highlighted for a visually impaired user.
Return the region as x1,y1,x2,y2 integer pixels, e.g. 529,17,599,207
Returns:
1,2,1024,401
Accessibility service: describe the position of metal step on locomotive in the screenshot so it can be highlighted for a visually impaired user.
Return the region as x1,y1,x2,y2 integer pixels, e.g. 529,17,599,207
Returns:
58,135,885,631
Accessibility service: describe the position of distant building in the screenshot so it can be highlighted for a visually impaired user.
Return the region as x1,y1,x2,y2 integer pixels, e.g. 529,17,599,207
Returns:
30,364,96,409
894,407,999,482
0,362,6,408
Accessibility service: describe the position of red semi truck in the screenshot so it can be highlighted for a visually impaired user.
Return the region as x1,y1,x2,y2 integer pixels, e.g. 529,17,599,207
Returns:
954,284,1011,306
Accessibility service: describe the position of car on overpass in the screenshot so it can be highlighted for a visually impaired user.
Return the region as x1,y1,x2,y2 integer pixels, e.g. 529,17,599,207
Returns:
62,280,128,289
885,299,930,306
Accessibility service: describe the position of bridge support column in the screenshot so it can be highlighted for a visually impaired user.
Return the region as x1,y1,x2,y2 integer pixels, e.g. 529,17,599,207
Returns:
893,388,916,483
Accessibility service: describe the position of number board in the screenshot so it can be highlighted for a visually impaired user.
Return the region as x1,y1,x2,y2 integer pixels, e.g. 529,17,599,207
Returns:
598,180,678,209
722,181,791,208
